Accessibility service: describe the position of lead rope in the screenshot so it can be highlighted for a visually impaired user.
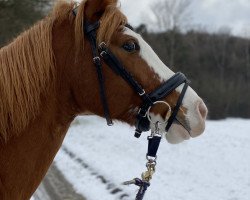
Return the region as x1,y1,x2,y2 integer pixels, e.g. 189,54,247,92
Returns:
123,122,162,200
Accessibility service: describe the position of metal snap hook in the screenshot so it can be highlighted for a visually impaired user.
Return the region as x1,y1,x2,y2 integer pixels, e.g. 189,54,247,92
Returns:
146,101,172,125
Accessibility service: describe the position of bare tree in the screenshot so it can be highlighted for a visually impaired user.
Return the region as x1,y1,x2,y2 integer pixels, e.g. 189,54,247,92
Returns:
243,26,250,86
211,28,231,91
150,0,192,67
151,0,192,31
0,0,54,47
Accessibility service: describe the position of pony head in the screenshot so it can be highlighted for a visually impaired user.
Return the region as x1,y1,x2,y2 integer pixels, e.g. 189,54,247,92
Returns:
52,0,208,143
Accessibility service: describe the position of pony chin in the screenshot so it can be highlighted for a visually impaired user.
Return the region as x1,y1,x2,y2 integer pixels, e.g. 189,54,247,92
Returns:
165,123,191,144
149,113,191,144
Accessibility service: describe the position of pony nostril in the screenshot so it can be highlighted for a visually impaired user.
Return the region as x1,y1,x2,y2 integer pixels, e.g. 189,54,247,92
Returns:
198,101,208,120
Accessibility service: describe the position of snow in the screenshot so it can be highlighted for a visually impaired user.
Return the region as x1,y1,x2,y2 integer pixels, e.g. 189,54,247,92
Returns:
54,117,250,200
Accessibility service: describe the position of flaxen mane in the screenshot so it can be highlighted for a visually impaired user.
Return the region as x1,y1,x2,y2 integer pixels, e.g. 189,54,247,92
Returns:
0,0,126,141
0,15,55,141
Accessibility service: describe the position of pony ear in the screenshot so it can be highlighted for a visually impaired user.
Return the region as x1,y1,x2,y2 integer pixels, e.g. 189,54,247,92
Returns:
84,0,118,22
74,0,119,55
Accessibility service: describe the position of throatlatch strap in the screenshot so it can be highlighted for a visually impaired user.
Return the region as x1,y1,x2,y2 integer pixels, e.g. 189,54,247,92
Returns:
85,22,113,126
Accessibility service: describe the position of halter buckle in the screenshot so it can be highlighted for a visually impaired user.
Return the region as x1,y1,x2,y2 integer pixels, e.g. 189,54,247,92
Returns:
99,42,107,51
100,51,107,58
93,56,101,65
139,89,146,96
138,108,147,118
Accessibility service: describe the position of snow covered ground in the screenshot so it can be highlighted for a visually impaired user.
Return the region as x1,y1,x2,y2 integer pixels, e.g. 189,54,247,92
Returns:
54,116,250,200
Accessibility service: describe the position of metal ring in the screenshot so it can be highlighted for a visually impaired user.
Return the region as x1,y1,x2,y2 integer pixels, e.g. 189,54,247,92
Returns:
146,101,172,125
146,155,157,162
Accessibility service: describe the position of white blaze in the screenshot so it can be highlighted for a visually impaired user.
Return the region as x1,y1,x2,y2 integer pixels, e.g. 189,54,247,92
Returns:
124,28,174,81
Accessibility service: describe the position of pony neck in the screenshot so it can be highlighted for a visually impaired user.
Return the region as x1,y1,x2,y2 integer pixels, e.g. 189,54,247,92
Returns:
0,84,76,200
0,4,86,199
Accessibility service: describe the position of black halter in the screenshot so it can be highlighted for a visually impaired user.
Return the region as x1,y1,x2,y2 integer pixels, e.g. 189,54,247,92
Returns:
81,18,189,137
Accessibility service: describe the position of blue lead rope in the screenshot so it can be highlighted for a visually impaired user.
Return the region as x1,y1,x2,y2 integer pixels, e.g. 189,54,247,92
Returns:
134,178,151,200
123,127,162,200
123,178,150,200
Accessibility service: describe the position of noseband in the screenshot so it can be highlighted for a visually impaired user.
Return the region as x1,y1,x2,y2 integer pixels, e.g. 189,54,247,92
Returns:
82,20,189,137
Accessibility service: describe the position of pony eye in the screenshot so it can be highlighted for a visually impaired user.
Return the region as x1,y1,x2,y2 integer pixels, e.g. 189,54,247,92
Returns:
122,42,138,52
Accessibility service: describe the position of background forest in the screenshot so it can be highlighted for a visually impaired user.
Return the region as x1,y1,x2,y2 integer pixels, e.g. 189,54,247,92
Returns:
1,0,249,119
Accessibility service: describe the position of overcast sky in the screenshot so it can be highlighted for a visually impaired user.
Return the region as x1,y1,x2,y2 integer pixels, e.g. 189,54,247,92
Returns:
119,0,250,37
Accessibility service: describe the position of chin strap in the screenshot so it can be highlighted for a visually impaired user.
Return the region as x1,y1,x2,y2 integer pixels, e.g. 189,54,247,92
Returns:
165,81,189,132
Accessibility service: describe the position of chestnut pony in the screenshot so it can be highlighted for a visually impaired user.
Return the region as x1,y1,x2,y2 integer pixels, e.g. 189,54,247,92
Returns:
0,0,207,199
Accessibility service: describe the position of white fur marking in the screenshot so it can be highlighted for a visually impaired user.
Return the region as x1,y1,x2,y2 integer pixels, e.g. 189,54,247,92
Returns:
124,28,174,82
